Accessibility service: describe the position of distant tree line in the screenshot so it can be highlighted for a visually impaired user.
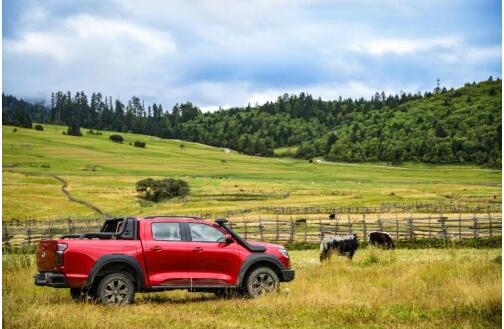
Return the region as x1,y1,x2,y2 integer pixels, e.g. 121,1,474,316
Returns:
2,94,47,128
2,78,501,167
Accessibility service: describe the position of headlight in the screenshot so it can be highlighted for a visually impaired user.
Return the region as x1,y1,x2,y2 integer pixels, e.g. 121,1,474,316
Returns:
278,247,289,258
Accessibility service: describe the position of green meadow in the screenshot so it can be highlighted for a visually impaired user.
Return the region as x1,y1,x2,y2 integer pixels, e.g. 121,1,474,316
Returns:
2,124,501,220
3,248,501,329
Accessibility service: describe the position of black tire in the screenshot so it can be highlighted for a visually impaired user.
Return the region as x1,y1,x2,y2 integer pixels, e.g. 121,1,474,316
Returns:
245,267,279,298
96,272,135,305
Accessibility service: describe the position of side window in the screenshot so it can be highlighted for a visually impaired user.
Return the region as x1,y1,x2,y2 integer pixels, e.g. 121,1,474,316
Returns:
152,223,182,241
189,223,225,242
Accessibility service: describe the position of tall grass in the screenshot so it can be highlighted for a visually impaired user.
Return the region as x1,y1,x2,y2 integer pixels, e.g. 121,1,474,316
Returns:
3,249,501,329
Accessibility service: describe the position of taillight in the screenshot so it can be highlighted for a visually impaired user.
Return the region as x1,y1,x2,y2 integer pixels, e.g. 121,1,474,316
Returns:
56,243,67,266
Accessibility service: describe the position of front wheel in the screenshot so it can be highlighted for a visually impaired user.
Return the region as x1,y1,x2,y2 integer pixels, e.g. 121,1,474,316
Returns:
97,273,135,305
245,267,279,298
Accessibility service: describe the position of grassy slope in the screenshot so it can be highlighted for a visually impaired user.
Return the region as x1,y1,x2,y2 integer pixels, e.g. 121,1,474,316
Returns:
3,249,501,329
2,124,501,220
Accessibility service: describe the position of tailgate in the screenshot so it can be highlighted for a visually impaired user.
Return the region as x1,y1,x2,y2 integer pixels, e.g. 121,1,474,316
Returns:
36,240,60,272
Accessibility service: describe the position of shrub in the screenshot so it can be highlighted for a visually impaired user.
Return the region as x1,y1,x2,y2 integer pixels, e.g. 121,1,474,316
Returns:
134,141,146,148
66,125,82,136
136,178,190,202
109,134,124,143
87,129,102,135
12,128,17,133
34,124,44,131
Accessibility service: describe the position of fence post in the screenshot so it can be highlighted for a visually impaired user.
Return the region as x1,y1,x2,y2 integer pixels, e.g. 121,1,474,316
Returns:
67,218,73,234
304,220,307,242
395,214,399,239
488,213,493,238
259,219,264,241
289,217,295,243
428,216,432,240
408,216,414,240
347,214,352,234
319,218,323,241
363,219,367,241
458,213,462,240
472,215,478,239
377,218,383,232
440,216,447,244
27,227,32,246
275,217,279,243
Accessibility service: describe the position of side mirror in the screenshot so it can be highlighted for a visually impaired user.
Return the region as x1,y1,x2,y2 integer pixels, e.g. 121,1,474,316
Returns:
225,234,234,244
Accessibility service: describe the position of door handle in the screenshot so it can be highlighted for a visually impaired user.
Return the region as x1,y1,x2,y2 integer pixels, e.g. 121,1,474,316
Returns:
192,247,203,252
150,246,163,252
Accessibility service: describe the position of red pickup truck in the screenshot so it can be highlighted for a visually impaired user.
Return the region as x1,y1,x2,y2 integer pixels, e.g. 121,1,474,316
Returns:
34,216,294,305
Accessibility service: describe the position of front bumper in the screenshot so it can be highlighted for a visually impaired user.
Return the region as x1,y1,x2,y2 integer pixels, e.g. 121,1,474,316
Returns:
34,272,67,288
281,269,295,282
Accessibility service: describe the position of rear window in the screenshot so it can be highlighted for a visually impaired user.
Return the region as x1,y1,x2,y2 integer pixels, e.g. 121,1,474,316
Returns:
152,223,182,241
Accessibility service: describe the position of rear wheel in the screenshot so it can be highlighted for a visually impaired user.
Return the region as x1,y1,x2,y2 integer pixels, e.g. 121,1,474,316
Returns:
97,272,135,305
245,267,279,298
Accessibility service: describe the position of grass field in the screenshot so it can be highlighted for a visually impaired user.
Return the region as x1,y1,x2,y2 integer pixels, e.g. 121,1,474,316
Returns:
3,248,501,329
2,124,501,220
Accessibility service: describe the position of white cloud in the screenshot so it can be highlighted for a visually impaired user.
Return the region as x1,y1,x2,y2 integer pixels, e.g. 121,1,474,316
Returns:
356,37,459,55
3,0,501,109
5,14,176,62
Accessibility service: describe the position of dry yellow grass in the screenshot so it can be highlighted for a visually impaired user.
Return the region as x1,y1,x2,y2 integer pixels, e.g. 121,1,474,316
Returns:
3,248,501,329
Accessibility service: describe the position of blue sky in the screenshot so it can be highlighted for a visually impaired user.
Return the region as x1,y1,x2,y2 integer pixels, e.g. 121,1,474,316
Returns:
3,0,502,111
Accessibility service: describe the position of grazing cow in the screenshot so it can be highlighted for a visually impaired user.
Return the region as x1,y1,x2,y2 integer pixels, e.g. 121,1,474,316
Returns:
295,218,307,224
368,231,395,249
328,213,336,220
320,234,359,262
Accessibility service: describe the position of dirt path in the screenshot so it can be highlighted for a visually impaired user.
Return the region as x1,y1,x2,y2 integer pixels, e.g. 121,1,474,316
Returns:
53,175,110,216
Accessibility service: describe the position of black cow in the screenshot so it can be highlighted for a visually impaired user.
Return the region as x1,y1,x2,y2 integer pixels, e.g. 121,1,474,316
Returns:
328,213,336,220
368,231,395,249
320,234,359,262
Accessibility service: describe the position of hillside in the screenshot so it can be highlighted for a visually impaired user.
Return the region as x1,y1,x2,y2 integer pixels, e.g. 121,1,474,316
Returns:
3,79,501,166
2,124,501,219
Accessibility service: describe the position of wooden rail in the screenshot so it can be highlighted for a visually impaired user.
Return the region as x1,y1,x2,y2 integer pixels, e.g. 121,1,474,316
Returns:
2,214,501,249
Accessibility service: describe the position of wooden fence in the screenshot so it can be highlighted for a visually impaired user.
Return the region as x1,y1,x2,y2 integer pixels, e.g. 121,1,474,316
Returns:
2,213,501,249
223,201,501,218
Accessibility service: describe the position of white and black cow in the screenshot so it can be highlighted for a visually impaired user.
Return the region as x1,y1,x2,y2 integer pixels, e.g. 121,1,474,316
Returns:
319,234,359,262
368,231,395,249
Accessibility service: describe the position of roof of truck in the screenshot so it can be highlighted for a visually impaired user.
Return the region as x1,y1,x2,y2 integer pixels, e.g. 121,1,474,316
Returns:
138,215,206,222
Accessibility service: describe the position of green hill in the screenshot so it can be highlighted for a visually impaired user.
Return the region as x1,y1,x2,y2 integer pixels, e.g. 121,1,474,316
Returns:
4,79,501,166
2,124,501,220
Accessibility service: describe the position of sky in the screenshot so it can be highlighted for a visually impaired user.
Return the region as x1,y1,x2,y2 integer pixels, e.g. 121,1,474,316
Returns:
2,0,502,111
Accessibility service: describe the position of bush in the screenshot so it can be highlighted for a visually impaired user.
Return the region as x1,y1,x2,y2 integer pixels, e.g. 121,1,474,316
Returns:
12,128,17,133
134,141,146,148
109,134,124,143
34,124,44,131
87,129,102,135
66,125,82,136
136,178,190,202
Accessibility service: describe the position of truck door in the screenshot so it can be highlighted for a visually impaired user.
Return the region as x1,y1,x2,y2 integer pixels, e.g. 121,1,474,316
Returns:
143,221,190,287
185,222,241,287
